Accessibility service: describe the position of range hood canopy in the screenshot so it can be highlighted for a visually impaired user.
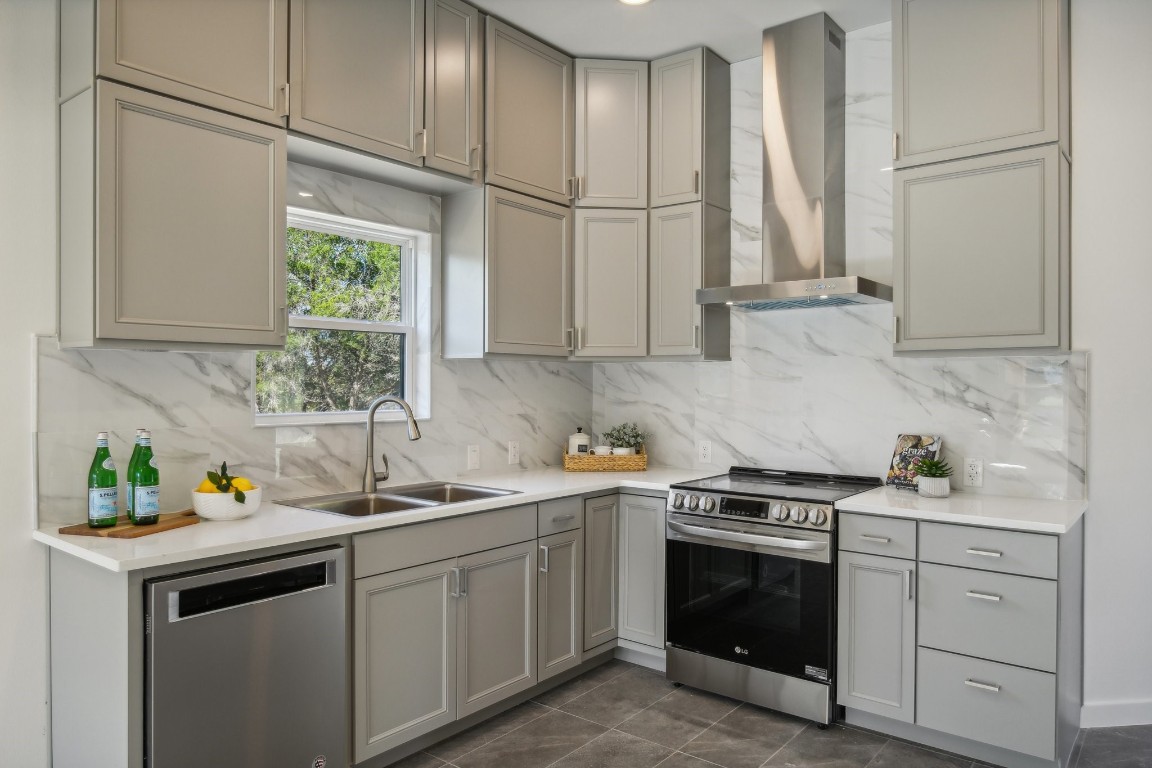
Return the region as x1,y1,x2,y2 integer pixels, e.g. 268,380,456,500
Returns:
698,12,892,311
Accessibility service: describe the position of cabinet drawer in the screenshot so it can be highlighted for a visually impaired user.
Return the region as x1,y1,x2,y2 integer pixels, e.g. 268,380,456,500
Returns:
920,522,1057,579
538,496,582,536
917,647,1055,760
354,504,537,578
919,563,1056,672
839,513,916,559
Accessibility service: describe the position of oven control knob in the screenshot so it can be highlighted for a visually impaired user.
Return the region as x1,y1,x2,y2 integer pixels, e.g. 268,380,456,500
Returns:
702,497,717,513
770,503,789,521
790,505,809,524
809,508,828,526
671,493,685,509
687,495,700,511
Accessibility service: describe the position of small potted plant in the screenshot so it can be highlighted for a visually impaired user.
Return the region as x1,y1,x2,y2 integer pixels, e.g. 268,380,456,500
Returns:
600,422,649,456
915,457,952,498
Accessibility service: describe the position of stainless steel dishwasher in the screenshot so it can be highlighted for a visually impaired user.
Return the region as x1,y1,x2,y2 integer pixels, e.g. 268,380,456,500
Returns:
145,546,347,768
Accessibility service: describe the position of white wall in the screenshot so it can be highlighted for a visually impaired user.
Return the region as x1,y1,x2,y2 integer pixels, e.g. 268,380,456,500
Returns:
1071,0,1152,727
0,0,57,763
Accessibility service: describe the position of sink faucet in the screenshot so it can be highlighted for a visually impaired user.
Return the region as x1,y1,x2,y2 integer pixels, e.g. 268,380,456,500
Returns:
363,396,422,492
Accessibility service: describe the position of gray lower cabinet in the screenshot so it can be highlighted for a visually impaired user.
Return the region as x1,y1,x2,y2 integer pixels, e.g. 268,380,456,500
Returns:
573,209,647,357
538,529,584,681
574,59,648,208
583,495,620,651
59,80,288,349
836,549,916,723
617,494,665,650
894,144,1069,353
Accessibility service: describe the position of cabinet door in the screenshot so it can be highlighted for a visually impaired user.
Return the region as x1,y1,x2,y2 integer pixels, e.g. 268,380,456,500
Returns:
836,550,916,723
894,144,1068,352
618,494,665,649
290,0,424,165
650,49,702,207
575,59,648,208
456,540,537,718
649,203,702,356
486,20,573,205
354,558,457,763
894,0,1063,168
573,210,647,357
486,187,573,356
95,82,287,347
426,0,483,179
97,0,288,124
583,495,619,651
538,530,583,681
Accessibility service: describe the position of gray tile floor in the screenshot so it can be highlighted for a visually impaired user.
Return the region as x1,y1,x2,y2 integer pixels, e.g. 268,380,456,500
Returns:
393,660,1152,768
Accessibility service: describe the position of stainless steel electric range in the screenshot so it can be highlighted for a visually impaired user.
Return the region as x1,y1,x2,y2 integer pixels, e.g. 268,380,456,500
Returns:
665,467,882,724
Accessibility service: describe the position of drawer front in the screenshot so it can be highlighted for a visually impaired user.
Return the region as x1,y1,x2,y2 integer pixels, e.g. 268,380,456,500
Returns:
538,496,582,536
920,522,1057,579
919,563,1057,672
839,513,917,559
917,647,1055,760
354,504,538,578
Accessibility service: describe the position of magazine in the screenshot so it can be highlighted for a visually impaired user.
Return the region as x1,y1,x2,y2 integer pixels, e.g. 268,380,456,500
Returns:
886,434,943,490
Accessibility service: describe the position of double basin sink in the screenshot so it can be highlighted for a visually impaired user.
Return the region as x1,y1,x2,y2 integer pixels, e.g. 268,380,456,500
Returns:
278,481,520,517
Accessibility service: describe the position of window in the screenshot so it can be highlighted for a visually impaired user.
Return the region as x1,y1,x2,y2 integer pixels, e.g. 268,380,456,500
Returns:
255,208,429,424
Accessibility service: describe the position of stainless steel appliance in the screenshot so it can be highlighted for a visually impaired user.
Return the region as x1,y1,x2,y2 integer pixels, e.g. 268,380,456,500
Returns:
145,547,347,768
665,467,880,724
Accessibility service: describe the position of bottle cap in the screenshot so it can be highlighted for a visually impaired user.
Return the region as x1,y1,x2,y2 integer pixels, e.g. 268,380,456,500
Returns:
140,429,152,438
136,428,147,435
96,431,108,440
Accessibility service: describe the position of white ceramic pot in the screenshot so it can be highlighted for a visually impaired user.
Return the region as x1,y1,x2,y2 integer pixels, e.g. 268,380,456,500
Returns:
592,445,613,456
916,476,950,498
611,447,636,456
192,486,262,520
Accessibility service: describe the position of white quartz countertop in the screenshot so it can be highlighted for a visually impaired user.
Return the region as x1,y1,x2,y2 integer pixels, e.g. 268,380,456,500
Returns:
33,467,705,573
837,486,1088,534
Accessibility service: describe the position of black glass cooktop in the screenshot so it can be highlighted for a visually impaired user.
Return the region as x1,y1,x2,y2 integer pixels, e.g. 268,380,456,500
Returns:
671,467,882,504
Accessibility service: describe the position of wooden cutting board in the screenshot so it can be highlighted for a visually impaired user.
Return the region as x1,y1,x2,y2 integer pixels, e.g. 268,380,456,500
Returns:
58,509,199,538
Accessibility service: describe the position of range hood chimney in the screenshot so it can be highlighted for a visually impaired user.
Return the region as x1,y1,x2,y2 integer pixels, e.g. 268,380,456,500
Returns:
697,13,891,311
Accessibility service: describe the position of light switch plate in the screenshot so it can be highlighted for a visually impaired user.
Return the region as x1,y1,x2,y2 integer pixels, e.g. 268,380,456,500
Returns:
507,441,520,465
467,444,480,470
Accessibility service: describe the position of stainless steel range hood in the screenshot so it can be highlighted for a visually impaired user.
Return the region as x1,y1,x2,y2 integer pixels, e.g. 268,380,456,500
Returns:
697,13,892,311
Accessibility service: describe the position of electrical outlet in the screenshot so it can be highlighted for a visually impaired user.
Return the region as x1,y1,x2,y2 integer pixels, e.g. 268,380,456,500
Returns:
963,457,983,487
466,444,480,471
507,440,520,465
698,440,712,463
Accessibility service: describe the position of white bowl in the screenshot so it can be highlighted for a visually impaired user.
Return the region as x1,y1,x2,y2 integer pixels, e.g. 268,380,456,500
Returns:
191,487,262,521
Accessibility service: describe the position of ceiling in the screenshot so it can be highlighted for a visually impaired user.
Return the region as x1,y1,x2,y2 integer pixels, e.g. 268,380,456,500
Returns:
470,0,891,63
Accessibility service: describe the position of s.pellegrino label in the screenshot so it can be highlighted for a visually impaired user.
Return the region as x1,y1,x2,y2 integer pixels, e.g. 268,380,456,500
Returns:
129,430,159,525
87,432,118,528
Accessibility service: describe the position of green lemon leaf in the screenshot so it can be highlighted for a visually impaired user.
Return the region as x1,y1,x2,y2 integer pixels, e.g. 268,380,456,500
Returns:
234,489,246,504
207,471,222,485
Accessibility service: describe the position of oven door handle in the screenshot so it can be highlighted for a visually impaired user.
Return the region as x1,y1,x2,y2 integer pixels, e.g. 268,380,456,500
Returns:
667,520,828,552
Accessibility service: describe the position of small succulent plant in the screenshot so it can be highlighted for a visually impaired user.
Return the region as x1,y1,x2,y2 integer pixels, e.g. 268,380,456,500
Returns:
915,457,953,478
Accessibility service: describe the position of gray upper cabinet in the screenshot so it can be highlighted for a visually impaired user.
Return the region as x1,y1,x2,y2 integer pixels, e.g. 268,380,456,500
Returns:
573,210,647,358
583,495,619,651
574,59,648,208
60,0,289,124
425,0,484,179
893,0,1069,169
649,48,730,210
617,494,665,650
59,81,287,349
894,144,1069,353
485,19,574,205
290,0,425,166
538,529,583,682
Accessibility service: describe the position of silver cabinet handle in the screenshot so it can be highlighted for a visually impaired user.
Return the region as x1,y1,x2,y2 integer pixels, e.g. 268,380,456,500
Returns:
667,520,827,551
566,328,574,352
567,176,577,201
964,679,1001,693
892,131,899,161
966,548,1003,558
449,567,462,598
552,514,575,523
859,534,891,544
539,545,549,573
470,144,482,175
693,324,701,349
576,327,584,351
693,169,700,194
415,129,427,159
279,306,288,338
458,567,468,597
279,82,290,118
966,590,1002,602
905,569,913,600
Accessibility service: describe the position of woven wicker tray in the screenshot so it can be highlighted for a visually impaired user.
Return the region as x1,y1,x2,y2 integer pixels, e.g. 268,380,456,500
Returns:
563,447,647,472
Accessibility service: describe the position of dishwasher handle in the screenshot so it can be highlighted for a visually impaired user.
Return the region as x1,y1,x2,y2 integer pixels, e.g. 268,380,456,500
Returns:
169,557,337,622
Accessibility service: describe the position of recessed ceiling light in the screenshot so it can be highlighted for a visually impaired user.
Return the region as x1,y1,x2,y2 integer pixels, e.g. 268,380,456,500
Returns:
619,0,651,5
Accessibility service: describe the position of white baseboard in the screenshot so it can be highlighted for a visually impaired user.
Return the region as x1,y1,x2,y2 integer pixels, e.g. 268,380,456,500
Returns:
1081,698,1152,728
614,639,665,672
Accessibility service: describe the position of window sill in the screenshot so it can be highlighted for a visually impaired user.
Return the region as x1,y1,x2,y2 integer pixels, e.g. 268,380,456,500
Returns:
253,407,429,428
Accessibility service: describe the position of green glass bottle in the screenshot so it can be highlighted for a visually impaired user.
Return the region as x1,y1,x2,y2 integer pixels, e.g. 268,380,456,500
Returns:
124,428,146,521
87,432,118,528
130,430,160,525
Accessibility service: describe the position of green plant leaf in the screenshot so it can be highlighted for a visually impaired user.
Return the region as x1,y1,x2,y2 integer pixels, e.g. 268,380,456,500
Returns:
234,489,246,504
216,482,231,493
221,461,228,476
207,471,222,485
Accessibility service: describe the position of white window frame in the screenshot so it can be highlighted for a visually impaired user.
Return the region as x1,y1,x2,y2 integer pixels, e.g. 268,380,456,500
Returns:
254,207,429,426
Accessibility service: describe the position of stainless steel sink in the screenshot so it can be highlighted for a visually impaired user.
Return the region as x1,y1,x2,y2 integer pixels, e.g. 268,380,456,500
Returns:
277,483,519,517
385,482,520,504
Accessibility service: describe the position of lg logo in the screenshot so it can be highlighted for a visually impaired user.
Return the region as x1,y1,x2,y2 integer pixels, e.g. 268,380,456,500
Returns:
734,646,749,656
312,757,327,768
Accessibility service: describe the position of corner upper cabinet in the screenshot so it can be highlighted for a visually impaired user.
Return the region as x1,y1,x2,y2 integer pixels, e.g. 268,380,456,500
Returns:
894,144,1069,353
58,0,289,124
573,210,647,358
59,81,287,349
650,48,730,210
893,0,1069,168
574,59,648,208
290,0,425,166
485,19,574,205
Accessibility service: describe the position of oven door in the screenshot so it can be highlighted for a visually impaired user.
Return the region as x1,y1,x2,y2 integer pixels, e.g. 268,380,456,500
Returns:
666,513,833,684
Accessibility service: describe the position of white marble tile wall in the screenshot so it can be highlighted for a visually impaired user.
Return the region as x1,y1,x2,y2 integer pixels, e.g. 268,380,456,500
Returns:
594,25,1088,501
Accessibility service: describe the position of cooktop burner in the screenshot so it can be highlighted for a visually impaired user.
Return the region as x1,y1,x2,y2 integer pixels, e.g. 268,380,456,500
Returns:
672,467,881,505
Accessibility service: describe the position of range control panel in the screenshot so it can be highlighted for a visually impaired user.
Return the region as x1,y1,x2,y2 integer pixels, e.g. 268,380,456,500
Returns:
666,491,833,531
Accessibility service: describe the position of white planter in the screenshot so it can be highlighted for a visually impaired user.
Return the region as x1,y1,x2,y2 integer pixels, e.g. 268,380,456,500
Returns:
916,476,951,498
611,447,636,456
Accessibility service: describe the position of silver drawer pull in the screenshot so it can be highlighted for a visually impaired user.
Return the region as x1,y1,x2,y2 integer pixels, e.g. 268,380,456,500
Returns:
964,678,1001,693
966,590,1002,602
551,514,576,523
966,548,1002,558
859,534,891,544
